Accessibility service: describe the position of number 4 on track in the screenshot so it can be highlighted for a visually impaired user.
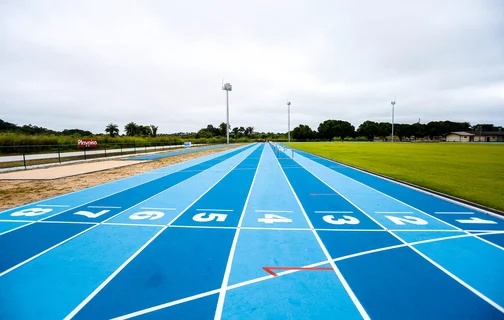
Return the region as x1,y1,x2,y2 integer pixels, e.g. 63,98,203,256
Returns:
258,214,292,224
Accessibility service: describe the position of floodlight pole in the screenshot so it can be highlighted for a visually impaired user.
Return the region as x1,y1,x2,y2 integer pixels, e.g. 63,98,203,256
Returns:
287,101,291,142
391,101,396,142
222,83,232,144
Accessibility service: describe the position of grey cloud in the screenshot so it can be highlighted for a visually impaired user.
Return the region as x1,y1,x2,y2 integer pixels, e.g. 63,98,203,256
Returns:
1,0,503,134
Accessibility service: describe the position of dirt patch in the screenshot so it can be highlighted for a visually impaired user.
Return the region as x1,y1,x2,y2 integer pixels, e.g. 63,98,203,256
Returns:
0,145,241,211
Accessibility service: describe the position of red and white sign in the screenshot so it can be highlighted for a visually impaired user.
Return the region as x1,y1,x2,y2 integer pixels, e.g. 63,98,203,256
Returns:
77,139,98,148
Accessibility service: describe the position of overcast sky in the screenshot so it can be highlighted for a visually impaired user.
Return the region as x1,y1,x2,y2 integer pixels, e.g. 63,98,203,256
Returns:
1,0,503,134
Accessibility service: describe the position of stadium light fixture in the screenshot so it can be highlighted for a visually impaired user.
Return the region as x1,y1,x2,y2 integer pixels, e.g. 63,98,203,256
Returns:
287,101,291,142
222,82,232,144
391,101,396,142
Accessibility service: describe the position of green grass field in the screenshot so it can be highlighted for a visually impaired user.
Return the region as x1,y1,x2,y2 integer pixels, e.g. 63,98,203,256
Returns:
285,142,504,212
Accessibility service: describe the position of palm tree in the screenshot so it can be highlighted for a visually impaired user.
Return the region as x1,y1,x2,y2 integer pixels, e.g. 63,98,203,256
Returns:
245,126,254,136
232,127,240,138
105,123,119,137
150,125,159,137
124,122,139,136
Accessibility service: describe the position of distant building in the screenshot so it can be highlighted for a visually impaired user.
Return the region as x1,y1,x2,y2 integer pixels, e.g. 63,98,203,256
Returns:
473,131,504,142
445,132,474,142
445,130,504,142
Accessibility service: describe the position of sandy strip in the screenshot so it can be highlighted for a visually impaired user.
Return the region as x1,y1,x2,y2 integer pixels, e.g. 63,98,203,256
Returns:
0,144,242,210
0,160,145,180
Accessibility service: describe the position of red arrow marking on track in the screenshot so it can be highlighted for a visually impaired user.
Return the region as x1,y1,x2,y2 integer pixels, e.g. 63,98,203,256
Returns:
262,266,334,277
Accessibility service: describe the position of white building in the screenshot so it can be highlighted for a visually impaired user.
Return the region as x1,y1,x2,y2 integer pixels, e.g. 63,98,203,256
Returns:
445,132,474,142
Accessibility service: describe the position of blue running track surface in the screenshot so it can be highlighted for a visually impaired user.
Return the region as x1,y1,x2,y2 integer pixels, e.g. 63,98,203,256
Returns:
1,142,503,319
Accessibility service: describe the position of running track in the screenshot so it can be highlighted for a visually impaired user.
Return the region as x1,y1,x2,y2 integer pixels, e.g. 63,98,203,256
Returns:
1,143,503,319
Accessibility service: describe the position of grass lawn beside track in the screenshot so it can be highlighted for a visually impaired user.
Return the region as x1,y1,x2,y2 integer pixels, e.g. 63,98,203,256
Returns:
285,142,504,212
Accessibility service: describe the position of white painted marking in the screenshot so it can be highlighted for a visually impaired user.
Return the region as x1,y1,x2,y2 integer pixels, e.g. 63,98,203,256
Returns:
274,147,370,320
74,210,110,219
435,212,474,215
456,217,497,224
215,144,263,320
293,155,504,313
323,215,360,225
39,221,97,225
258,214,292,224
301,153,504,252
140,207,176,211
11,208,53,217
196,208,233,212
375,211,413,214
104,222,165,227
64,145,258,319
36,204,70,207
193,213,228,222
314,210,353,214
254,209,293,213
385,215,428,226
64,226,168,320
112,229,504,320
129,211,164,221
88,206,121,209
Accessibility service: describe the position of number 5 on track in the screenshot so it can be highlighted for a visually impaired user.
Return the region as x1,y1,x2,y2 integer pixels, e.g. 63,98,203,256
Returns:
258,214,292,224
193,213,227,222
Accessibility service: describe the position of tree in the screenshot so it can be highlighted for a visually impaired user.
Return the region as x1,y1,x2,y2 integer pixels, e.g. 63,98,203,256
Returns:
357,121,379,140
245,126,254,136
150,125,159,137
292,124,316,140
318,120,355,140
218,122,228,136
124,122,139,136
232,127,240,138
105,123,119,137
139,125,152,136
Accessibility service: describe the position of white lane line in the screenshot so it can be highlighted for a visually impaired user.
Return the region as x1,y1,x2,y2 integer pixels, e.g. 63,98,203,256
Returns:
64,226,168,320
254,210,293,213
38,221,97,225
293,156,504,314
88,206,122,209
196,209,234,212
1,149,251,280
214,145,264,320
0,145,249,228
170,225,237,230
314,210,353,214
140,207,176,211
375,211,413,214
37,204,70,207
64,144,259,320
111,288,222,320
112,229,504,320
275,147,370,320
104,222,165,228
301,152,504,251
434,212,474,215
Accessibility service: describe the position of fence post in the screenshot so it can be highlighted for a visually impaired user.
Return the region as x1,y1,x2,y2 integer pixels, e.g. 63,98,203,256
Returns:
120,145,123,155
23,147,27,169
84,149,87,160
58,145,61,164
104,143,107,158
144,143,147,153
134,142,137,154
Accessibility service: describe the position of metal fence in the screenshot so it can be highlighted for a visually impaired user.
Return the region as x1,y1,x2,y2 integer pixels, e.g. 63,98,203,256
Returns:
0,141,223,170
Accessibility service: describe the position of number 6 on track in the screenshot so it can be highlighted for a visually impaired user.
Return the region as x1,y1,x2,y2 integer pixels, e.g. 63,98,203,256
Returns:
193,213,227,222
